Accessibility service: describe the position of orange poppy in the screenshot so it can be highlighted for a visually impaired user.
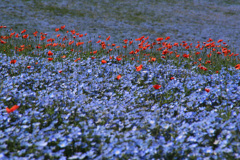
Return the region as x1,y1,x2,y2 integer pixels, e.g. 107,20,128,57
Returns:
76,42,84,46
151,57,156,62
74,58,81,62
235,64,240,70
136,64,143,71
116,74,122,80
106,36,110,41
101,60,107,64
129,50,134,54
6,105,19,113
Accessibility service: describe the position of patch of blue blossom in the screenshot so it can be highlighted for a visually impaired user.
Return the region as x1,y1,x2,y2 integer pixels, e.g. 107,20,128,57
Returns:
0,52,240,159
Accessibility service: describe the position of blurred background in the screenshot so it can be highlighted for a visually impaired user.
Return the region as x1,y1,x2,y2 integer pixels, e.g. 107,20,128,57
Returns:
1,0,240,49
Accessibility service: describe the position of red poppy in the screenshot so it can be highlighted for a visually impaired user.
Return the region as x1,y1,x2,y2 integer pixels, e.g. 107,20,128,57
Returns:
76,42,84,46
10,59,16,64
74,58,81,62
165,36,170,40
129,40,133,45
58,70,62,73
151,57,156,62
116,74,122,80
27,66,31,69
101,60,107,64
0,39,6,44
205,60,211,64
170,77,175,80
21,29,26,34
153,84,161,90
61,25,65,30
106,36,110,41
48,58,53,61
183,53,189,58
136,64,143,71
156,37,163,41
6,105,19,113
205,88,210,93
116,56,122,61
22,34,28,39
48,50,54,56
235,64,240,70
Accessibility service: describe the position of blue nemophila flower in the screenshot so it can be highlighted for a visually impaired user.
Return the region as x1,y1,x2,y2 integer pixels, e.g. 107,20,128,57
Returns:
0,36,240,159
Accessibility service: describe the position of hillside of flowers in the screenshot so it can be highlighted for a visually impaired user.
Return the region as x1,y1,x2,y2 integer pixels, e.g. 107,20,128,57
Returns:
0,25,240,159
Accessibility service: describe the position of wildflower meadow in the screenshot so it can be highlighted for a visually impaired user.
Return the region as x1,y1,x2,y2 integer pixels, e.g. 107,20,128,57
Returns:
0,23,240,159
